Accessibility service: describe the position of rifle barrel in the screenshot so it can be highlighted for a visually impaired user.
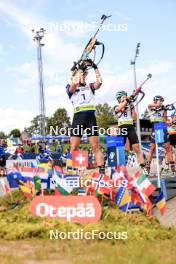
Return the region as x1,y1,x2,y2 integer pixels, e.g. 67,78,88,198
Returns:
93,15,111,38
139,73,152,88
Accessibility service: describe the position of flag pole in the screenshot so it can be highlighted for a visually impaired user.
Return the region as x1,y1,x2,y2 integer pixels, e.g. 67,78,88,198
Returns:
130,43,142,149
155,143,161,188
125,200,131,215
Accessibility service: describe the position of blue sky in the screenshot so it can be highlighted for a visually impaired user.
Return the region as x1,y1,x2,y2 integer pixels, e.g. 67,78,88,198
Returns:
0,0,176,132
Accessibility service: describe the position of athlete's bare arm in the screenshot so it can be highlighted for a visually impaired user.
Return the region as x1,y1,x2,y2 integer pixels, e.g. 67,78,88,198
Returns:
93,68,102,90
131,108,137,120
69,71,80,93
163,109,167,122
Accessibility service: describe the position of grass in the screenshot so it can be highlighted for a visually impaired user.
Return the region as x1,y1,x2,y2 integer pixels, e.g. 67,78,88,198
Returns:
0,190,176,263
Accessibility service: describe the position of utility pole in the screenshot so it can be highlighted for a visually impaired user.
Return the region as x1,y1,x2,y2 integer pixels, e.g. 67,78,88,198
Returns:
130,42,142,148
32,28,46,139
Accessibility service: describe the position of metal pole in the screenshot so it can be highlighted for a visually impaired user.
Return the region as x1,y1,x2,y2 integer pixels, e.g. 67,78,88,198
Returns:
155,143,161,188
32,28,46,139
130,43,142,149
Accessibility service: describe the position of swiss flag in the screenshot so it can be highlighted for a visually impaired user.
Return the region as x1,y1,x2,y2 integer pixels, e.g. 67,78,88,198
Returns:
72,151,88,167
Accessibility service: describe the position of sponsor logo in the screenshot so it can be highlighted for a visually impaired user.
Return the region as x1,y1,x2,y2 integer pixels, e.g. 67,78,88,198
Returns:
30,195,102,223
109,152,115,160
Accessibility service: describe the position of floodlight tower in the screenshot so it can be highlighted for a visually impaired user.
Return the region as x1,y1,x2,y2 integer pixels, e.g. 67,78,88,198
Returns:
32,28,46,138
130,42,142,148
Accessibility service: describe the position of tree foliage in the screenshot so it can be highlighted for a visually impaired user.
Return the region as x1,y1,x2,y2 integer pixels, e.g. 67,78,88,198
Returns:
96,103,117,130
47,108,71,135
24,115,48,135
9,129,21,138
0,131,7,139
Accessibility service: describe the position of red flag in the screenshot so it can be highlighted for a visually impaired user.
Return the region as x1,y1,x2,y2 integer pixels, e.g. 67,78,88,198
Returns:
53,165,63,175
54,188,63,196
87,172,114,196
131,190,153,217
72,151,88,167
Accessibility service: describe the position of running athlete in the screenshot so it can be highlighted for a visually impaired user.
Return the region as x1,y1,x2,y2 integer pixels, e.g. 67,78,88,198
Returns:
66,62,105,174
146,95,174,173
114,90,148,174
167,111,176,166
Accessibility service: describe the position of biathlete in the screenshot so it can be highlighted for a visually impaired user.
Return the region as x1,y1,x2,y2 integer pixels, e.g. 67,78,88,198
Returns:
114,90,148,174
146,95,174,173
66,61,105,174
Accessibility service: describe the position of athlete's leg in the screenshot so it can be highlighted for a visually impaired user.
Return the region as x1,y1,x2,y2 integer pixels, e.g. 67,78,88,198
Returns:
164,142,172,162
126,126,145,165
132,143,144,165
174,147,176,162
88,136,104,166
147,143,156,163
164,142,174,172
70,136,81,152
145,142,155,173
125,138,131,152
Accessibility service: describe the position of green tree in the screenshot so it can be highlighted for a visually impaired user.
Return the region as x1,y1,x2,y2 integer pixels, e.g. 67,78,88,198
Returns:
24,115,48,135
142,108,150,119
47,108,71,135
0,131,7,139
96,103,117,130
9,129,21,138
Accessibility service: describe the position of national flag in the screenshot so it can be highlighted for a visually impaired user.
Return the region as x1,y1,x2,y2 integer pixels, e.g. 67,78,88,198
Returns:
33,166,54,190
66,158,73,168
7,171,23,188
19,167,35,181
115,184,127,205
142,193,153,217
87,172,114,196
7,167,35,185
131,189,153,216
34,176,42,194
131,189,144,206
37,161,52,172
38,172,53,190
54,188,63,196
127,170,141,189
119,189,131,211
115,183,132,211
155,191,166,215
134,171,156,197
78,188,86,196
72,151,88,167
62,174,80,188
52,169,73,195
111,166,126,188
66,167,78,175
54,165,63,174
18,180,35,199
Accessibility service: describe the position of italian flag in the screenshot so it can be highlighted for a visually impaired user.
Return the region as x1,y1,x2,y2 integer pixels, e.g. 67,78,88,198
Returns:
135,172,156,197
